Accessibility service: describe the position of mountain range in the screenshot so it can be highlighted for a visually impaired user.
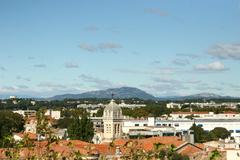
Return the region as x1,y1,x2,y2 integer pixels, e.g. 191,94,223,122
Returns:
48,87,156,100
47,87,238,101
1,87,238,100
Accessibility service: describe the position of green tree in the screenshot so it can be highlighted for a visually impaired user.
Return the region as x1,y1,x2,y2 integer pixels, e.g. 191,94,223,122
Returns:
0,110,24,147
190,123,209,143
36,109,52,138
209,150,221,160
210,127,230,140
68,114,94,142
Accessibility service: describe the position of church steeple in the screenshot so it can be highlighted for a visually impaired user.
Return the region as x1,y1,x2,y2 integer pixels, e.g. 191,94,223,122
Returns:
102,99,123,142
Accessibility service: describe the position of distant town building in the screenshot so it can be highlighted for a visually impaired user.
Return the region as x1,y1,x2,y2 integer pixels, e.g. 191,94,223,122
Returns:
25,117,37,133
13,110,36,118
166,101,240,109
119,100,146,108
9,96,17,99
45,109,61,120
166,102,181,109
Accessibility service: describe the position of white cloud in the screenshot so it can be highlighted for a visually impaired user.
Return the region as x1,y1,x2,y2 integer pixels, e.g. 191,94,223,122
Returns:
195,61,227,71
208,43,240,60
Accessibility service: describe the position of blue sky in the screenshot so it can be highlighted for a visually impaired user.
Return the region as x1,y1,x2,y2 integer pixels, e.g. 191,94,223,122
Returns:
0,0,240,97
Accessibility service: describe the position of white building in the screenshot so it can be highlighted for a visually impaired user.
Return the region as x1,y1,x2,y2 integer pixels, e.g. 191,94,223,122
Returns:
13,110,36,118
119,100,146,108
25,118,37,133
226,149,240,160
166,102,182,109
155,118,240,138
119,115,240,138
9,96,17,99
77,103,104,109
102,100,123,142
87,108,99,117
45,109,61,120
170,111,240,119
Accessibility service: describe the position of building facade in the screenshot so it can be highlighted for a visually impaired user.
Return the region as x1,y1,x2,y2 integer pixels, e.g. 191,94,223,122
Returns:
102,100,123,142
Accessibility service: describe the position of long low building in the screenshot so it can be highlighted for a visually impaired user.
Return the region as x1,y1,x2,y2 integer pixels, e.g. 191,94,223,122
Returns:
92,115,240,138
123,117,240,138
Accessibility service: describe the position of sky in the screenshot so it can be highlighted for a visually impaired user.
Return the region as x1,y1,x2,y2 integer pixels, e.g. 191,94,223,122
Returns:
0,0,240,98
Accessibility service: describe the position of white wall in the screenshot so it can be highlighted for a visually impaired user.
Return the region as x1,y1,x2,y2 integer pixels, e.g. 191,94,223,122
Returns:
226,150,240,160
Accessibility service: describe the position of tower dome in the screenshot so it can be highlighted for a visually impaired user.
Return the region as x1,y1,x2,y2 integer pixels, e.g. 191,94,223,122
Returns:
103,99,122,119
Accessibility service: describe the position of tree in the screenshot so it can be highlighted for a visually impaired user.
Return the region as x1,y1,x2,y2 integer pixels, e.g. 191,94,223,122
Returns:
68,114,94,142
56,117,73,129
209,150,221,160
210,127,230,140
190,123,209,143
0,111,24,147
36,109,52,138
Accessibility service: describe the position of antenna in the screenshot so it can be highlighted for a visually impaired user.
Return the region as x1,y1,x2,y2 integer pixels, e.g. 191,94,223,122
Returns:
111,93,115,99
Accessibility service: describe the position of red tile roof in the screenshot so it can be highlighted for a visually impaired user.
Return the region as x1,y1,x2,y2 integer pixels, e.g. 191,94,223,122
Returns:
0,136,204,159
15,132,37,140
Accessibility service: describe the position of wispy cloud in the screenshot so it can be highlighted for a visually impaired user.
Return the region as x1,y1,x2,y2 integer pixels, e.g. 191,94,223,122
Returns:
194,61,227,72
145,8,168,17
207,43,240,60
176,53,199,59
84,26,99,32
195,84,222,91
79,42,122,53
17,85,29,89
172,58,190,66
140,83,188,97
16,76,31,82
79,74,121,89
221,82,240,91
152,77,201,86
1,86,16,91
28,56,35,60
116,67,177,75
65,62,79,69
0,66,6,71
151,60,161,65
38,82,67,90
33,64,46,68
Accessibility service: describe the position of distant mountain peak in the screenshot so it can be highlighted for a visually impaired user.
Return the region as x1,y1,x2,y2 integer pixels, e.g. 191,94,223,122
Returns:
48,87,156,100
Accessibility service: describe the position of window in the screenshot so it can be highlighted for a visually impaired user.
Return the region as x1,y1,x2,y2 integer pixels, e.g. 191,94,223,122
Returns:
197,124,203,127
135,124,139,126
236,130,240,133
229,130,234,133
143,124,147,126
174,123,179,127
